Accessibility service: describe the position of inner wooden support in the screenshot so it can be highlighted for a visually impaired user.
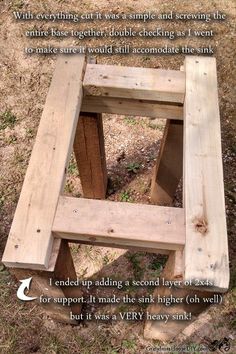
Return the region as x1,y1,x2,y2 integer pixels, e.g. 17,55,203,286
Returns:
81,96,183,120
151,119,183,205
74,112,107,199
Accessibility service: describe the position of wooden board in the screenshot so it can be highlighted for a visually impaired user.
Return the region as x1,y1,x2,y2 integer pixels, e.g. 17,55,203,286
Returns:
74,112,107,199
151,120,183,205
52,196,185,251
183,56,229,292
2,54,86,270
83,64,185,103
82,96,183,120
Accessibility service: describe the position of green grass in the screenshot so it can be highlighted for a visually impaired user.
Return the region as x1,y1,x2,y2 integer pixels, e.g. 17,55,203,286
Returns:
25,127,35,140
7,134,18,144
68,156,78,175
10,0,24,10
148,120,165,131
123,116,137,126
64,180,75,193
149,259,164,272
120,190,132,202
0,110,17,130
70,244,80,256
44,334,69,354
126,253,144,280
126,162,141,174
138,180,149,194
143,56,151,61
103,254,110,265
122,338,137,351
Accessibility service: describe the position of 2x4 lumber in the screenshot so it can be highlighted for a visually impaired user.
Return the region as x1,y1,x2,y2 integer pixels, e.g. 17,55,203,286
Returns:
83,64,185,104
81,96,183,120
183,56,229,292
74,112,107,199
151,120,183,205
2,54,86,270
11,240,82,324
52,196,185,251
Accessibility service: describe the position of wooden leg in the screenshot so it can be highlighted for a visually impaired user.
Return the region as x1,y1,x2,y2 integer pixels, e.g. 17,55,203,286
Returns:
11,240,82,324
151,119,183,205
74,112,107,199
144,251,211,341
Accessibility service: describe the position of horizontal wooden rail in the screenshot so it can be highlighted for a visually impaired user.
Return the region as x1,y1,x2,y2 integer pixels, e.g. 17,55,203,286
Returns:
81,96,183,120
52,196,185,251
83,64,185,104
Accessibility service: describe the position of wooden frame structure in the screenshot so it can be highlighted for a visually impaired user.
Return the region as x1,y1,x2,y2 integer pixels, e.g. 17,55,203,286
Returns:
2,55,229,339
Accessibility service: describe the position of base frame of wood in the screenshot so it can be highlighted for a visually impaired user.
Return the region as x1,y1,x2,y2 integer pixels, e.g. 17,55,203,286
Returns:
2,56,229,339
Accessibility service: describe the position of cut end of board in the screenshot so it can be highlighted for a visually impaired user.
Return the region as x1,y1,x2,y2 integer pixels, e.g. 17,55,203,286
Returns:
2,236,52,270
2,238,61,272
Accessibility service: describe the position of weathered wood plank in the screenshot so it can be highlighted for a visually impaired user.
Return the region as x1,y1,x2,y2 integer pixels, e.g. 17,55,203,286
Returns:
151,120,183,205
52,196,185,251
183,56,229,292
82,96,183,120
2,54,86,270
83,64,185,103
74,112,107,199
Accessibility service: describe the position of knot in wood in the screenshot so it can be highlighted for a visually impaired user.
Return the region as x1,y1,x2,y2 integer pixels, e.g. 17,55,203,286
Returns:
194,217,208,235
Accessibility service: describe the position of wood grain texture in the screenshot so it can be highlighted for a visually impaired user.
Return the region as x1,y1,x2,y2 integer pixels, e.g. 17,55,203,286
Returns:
2,54,86,270
52,196,185,251
74,112,107,199
83,64,185,103
183,56,229,292
151,120,183,205
82,96,183,120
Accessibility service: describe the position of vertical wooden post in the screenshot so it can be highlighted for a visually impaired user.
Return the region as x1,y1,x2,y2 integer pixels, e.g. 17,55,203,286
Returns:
150,119,183,205
74,112,107,199
11,240,82,324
